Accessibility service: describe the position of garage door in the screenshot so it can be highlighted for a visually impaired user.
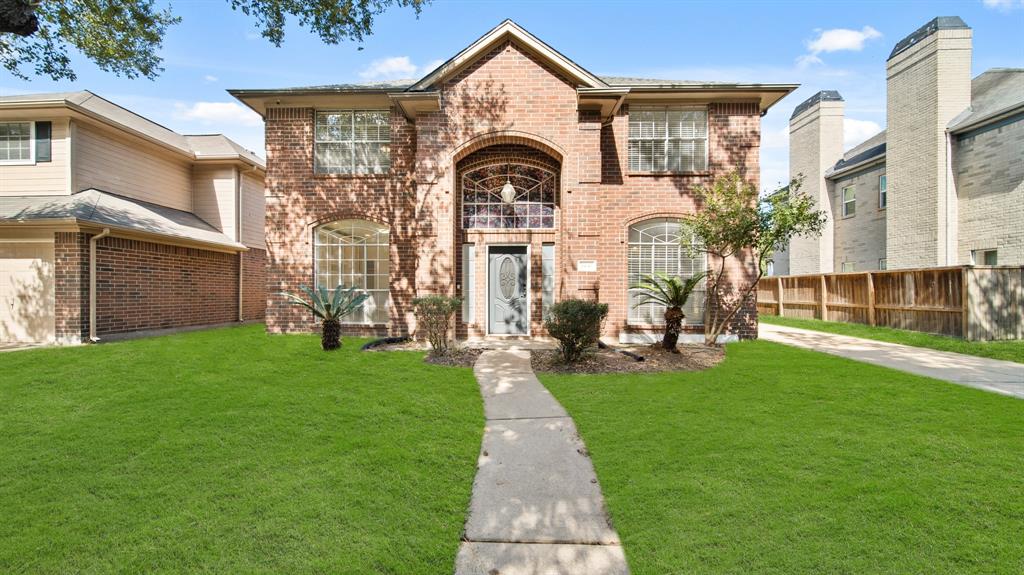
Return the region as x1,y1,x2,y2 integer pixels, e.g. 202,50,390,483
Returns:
0,240,55,344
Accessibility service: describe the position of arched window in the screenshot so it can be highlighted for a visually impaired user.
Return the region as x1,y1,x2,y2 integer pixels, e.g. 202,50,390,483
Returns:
314,220,390,324
461,162,556,229
627,218,706,325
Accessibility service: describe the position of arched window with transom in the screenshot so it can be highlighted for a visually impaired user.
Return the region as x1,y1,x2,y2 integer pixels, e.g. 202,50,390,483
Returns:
314,220,390,324
461,162,556,229
627,218,706,325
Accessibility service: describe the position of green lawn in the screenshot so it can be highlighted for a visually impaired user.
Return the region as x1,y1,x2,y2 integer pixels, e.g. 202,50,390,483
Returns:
542,341,1024,575
0,324,483,574
761,314,1024,364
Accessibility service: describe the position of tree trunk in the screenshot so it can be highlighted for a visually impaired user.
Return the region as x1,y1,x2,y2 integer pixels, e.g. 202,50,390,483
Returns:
321,318,342,351
663,306,684,352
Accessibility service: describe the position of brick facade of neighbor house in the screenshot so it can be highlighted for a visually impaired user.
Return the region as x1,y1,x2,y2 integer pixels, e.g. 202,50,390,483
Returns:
53,232,267,341
245,21,791,342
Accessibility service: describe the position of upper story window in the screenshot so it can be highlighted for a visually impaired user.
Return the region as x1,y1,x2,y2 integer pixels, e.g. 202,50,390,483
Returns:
0,122,33,164
842,186,856,217
314,110,390,175
628,106,708,173
879,174,887,209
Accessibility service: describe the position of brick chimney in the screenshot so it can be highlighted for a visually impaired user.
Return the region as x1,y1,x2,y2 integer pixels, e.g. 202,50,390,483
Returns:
788,90,844,275
886,17,972,268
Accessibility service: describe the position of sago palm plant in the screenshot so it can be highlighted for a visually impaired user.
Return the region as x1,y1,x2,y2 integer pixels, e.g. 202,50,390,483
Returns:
632,272,705,352
278,285,369,350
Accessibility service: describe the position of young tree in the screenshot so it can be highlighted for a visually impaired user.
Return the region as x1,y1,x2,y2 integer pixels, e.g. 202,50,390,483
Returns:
631,271,705,352
685,173,826,345
0,0,428,81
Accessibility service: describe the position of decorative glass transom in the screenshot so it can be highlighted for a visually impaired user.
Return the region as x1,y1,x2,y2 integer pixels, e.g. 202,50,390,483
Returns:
628,218,706,325
461,162,556,229
314,220,390,324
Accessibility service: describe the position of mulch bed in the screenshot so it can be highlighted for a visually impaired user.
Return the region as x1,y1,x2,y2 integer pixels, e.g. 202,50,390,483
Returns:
532,343,724,374
366,339,483,368
423,347,484,368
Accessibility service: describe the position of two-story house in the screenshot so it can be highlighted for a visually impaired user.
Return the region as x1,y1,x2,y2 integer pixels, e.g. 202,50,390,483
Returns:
0,91,266,346
232,20,796,342
784,16,1023,275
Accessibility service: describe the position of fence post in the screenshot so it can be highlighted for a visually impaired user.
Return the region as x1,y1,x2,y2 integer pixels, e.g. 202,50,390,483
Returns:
961,267,970,340
866,271,876,326
777,277,784,317
820,275,828,321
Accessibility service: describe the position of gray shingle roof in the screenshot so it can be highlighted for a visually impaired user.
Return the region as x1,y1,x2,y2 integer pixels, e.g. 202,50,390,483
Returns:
826,130,886,179
948,68,1024,132
0,190,244,250
0,91,263,167
889,16,969,60
791,90,843,120
598,76,732,87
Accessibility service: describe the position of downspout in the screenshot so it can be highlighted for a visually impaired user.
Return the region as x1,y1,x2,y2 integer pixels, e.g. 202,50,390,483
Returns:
89,228,111,342
236,166,244,322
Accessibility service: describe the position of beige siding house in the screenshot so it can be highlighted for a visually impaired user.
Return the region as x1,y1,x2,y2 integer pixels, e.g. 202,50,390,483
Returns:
0,91,267,345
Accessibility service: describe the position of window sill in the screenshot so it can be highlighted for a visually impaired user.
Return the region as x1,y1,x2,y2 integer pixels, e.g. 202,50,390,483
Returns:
628,171,710,177
341,322,389,327
0,159,35,166
313,172,393,179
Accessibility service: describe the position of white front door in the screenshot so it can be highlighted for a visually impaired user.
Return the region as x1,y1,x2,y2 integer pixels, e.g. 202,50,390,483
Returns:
0,241,56,344
488,246,529,335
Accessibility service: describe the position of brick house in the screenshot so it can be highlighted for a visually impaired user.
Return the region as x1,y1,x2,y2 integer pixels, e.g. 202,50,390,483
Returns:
232,20,795,341
0,91,267,345
782,16,1024,275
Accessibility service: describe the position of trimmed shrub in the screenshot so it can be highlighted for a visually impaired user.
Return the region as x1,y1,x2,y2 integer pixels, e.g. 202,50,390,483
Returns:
412,295,462,354
544,299,609,363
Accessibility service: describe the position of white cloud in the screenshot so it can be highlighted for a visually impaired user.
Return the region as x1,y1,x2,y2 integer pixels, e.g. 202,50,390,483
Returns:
359,56,418,80
203,75,218,83
982,0,1023,10
808,26,882,54
421,59,446,74
843,118,882,150
798,25,882,67
173,101,262,127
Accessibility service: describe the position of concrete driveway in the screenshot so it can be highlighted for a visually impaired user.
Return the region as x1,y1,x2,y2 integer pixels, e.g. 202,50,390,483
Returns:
759,323,1024,399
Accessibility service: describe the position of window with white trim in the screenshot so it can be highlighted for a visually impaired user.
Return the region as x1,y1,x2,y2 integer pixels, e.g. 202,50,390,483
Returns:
878,258,887,270
628,218,706,325
314,220,390,324
842,186,856,217
0,122,33,163
841,262,855,272
314,110,390,174
879,175,887,209
628,106,708,172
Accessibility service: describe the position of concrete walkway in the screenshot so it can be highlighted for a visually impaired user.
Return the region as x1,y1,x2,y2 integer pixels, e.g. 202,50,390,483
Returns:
455,350,629,575
760,323,1024,399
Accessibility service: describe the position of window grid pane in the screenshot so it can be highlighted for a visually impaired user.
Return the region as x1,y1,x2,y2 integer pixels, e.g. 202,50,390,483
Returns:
314,111,390,174
314,220,390,324
461,162,556,229
0,122,31,162
627,218,706,325
628,107,707,173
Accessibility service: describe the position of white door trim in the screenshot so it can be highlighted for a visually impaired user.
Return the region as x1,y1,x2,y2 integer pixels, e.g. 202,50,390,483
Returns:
485,243,531,337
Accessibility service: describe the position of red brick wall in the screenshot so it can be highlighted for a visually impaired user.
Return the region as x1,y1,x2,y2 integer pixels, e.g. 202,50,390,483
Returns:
92,237,239,335
242,247,267,321
54,232,89,343
263,39,762,339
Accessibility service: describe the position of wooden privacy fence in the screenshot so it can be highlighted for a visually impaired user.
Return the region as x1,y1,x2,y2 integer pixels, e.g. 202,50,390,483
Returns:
757,266,1024,341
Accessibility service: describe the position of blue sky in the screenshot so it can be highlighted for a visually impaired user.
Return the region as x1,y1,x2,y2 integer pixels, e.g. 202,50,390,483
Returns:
2,0,1022,191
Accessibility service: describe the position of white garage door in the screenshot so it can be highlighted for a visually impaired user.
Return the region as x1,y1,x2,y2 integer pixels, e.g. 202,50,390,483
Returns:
0,240,56,344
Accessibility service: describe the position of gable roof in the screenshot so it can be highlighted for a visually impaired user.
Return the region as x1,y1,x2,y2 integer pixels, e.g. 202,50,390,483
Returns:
0,91,264,169
409,19,607,91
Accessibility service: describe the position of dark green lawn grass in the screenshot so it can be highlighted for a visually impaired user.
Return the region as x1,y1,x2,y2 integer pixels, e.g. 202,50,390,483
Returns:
542,341,1024,575
761,314,1024,364
0,324,483,574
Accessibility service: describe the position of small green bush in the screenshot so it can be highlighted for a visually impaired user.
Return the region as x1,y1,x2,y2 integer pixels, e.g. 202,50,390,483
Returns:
544,299,609,363
413,295,463,354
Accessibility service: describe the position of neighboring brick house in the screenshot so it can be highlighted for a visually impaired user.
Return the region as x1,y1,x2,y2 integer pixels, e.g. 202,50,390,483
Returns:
781,16,1024,275
232,20,795,342
0,91,267,345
